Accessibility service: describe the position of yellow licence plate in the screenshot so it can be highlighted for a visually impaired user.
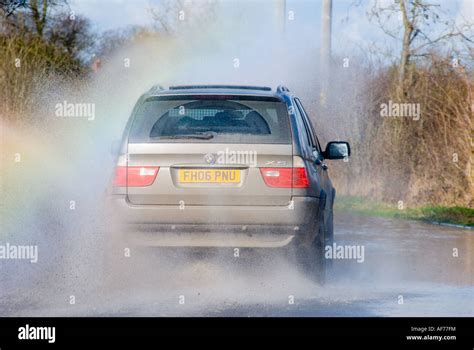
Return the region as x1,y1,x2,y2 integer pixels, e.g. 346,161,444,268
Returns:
178,169,241,183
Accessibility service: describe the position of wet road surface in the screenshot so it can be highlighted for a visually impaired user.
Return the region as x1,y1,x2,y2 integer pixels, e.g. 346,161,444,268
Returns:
1,212,472,316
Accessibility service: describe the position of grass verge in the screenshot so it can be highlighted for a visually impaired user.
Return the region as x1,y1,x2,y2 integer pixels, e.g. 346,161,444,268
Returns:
334,196,474,227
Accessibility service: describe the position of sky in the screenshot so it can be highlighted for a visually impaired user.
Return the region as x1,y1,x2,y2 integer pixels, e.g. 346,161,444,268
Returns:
69,0,473,59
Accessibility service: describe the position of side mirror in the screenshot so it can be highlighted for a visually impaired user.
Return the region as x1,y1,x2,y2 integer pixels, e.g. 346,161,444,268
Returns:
323,141,351,160
110,139,122,155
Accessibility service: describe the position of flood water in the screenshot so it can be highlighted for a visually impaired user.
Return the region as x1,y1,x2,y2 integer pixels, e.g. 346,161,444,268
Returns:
1,211,472,317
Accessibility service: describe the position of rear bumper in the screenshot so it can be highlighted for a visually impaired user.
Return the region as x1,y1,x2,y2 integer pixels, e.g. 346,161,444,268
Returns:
103,195,320,247
120,228,295,248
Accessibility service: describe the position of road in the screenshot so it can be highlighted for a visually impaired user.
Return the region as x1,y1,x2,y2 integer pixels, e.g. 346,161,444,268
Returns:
1,212,472,316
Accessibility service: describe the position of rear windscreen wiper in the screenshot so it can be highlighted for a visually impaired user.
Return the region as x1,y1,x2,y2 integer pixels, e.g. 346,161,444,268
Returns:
150,133,215,140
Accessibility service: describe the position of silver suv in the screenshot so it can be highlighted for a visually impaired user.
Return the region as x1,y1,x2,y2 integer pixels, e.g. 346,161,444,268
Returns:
105,85,350,283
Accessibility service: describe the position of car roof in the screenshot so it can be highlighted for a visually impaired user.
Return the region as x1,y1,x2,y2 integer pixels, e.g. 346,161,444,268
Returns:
145,85,291,99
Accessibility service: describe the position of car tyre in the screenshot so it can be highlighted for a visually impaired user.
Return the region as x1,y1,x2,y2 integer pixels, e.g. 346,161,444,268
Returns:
297,217,327,285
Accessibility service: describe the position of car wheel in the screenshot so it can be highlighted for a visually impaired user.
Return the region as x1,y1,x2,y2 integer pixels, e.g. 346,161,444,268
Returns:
297,219,327,285
325,209,334,269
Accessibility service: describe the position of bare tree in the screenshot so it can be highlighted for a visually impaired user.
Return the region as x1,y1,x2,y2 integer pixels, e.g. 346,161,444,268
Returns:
28,0,65,36
1,1,93,61
148,0,217,34
0,0,27,17
369,0,474,87
47,11,94,57
1,0,66,37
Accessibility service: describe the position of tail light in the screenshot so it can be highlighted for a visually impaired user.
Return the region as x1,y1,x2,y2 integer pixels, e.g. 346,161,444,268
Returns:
113,155,159,187
260,167,309,188
292,167,310,188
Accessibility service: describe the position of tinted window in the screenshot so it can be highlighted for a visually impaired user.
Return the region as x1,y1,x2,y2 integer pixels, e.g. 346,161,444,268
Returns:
129,96,291,144
295,98,322,151
293,102,311,150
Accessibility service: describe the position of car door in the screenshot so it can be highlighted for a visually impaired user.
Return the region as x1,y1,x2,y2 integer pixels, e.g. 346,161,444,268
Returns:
294,98,334,217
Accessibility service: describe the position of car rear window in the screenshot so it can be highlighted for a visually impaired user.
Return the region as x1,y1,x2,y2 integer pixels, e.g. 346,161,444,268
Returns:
128,96,291,144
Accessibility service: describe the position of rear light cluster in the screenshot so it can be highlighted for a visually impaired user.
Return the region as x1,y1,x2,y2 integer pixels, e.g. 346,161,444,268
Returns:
260,167,309,188
113,166,159,187
112,153,308,188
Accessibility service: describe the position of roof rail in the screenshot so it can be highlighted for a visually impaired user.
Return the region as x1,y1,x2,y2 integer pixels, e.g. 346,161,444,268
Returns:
276,85,290,93
148,84,164,93
169,85,272,91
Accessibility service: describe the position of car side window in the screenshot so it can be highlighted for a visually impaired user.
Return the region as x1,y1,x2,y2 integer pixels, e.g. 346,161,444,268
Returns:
294,98,322,152
292,101,312,151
